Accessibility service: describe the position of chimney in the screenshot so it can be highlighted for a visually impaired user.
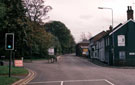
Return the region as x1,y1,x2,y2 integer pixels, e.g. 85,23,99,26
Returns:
127,6,134,20
109,25,113,31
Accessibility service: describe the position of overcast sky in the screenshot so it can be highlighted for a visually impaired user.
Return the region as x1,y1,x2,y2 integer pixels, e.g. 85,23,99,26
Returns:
45,0,135,43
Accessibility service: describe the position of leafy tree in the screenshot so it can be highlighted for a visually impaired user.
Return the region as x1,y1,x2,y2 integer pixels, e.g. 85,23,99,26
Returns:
0,0,28,57
0,2,7,56
0,2,6,19
0,0,51,58
26,22,55,57
44,21,76,54
23,0,52,23
22,0,53,57
49,35,62,55
0,0,63,59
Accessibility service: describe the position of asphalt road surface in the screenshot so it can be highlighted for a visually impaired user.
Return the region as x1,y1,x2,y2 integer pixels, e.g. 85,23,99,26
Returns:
25,54,135,85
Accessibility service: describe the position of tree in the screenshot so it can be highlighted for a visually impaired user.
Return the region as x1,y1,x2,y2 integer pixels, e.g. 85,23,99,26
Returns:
23,0,52,23
0,2,7,56
80,32,92,41
22,0,53,57
0,0,55,59
0,2,6,19
0,0,28,57
23,19,56,58
80,32,87,41
44,21,76,54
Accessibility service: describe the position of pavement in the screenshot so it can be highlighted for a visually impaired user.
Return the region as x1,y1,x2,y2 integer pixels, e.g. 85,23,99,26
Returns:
21,54,135,85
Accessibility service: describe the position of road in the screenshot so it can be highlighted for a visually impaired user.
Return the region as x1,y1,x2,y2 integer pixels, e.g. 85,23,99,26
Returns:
25,54,135,85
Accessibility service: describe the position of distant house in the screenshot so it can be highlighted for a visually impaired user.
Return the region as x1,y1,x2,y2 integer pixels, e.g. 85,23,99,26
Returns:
89,31,106,61
89,6,135,66
76,40,89,57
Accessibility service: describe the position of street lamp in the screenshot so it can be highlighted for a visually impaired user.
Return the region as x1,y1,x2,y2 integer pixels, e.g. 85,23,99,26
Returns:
98,7,115,65
98,7,113,28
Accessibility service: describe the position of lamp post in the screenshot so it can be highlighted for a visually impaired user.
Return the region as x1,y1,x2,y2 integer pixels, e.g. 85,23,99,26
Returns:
98,7,114,65
98,7,113,28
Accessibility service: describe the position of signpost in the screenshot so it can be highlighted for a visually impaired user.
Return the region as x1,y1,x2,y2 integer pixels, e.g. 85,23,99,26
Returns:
129,52,135,55
14,60,23,67
118,35,125,46
48,47,56,63
48,47,54,55
5,33,14,77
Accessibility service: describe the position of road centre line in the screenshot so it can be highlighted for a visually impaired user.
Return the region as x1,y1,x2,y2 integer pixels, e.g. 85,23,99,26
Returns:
29,79,115,85
29,80,61,84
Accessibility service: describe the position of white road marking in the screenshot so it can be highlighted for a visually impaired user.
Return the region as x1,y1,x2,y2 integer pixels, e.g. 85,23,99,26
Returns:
104,79,115,85
61,81,64,85
29,80,61,84
65,79,105,82
29,79,115,85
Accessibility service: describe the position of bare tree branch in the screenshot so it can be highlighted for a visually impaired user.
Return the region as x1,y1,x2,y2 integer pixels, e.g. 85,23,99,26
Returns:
23,0,52,23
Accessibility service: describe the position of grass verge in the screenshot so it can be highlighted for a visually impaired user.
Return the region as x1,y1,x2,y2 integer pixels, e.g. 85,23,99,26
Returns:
0,76,19,85
0,66,28,75
0,66,28,84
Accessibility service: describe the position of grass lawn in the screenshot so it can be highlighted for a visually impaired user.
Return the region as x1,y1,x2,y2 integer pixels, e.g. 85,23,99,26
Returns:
0,66,28,85
0,76,19,85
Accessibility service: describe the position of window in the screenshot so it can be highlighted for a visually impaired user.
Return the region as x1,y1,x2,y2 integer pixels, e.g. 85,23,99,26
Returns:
119,51,126,60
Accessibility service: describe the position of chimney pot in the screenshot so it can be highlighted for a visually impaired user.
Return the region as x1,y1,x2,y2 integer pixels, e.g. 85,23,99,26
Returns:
109,25,113,31
128,6,130,10
127,6,134,20
130,6,132,10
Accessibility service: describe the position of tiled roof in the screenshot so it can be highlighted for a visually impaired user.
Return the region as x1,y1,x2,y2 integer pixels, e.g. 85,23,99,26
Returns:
90,31,107,43
89,20,124,44
77,40,89,46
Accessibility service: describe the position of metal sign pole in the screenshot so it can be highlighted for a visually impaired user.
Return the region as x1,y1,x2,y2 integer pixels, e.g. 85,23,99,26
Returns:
9,50,12,77
5,33,14,77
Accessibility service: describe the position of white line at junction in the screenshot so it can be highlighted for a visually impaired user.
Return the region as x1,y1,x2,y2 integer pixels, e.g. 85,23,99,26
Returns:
64,79,105,82
29,79,115,85
61,81,64,85
104,79,115,85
